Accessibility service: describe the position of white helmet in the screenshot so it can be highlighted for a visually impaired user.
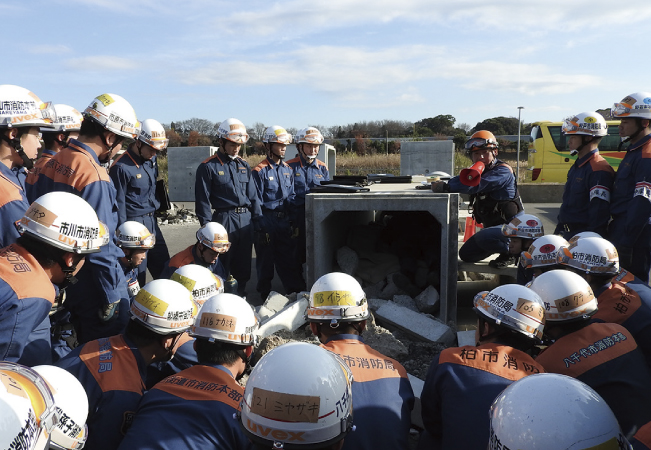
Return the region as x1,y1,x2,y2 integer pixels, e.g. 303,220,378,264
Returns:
130,279,198,335
263,125,293,145
562,111,608,137
190,293,258,345
239,342,354,449
557,236,619,275
0,84,56,129
115,221,155,249
196,222,230,253
296,127,324,145
611,92,651,120
16,192,109,254
42,104,83,133
307,272,369,324
33,365,88,450
217,118,249,144
501,213,544,238
474,284,546,341
0,362,59,450
489,373,631,450
520,235,569,269
83,93,139,139
528,269,598,322
568,231,602,244
138,119,169,151
171,264,224,306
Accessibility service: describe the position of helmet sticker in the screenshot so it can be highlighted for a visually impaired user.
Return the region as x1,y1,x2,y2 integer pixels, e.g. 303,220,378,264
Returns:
135,290,169,316
199,313,237,332
170,272,197,292
24,202,57,228
250,387,322,423
312,290,356,307
96,94,115,106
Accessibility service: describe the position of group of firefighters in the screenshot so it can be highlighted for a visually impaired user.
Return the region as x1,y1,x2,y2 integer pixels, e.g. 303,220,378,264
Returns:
1,83,651,449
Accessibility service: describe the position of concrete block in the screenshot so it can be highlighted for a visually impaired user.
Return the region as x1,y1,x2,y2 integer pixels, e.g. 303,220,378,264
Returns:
363,280,385,301
336,246,359,275
415,285,440,314
392,295,419,312
457,330,476,347
375,302,455,346
368,298,387,312
400,141,454,177
256,298,309,339
167,146,217,202
408,374,425,429
257,305,274,321
379,273,407,300
262,291,291,314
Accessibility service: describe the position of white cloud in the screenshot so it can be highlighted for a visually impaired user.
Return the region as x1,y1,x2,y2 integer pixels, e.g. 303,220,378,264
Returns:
175,44,601,100
65,56,139,72
28,45,72,55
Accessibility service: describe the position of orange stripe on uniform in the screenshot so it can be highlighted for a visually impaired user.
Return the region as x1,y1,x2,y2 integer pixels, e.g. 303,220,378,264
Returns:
594,282,641,324
0,244,55,303
168,246,194,270
322,340,408,383
588,154,615,174
0,174,24,208
79,335,145,394
439,343,544,381
535,323,637,378
154,365,243,408
37,146,110,190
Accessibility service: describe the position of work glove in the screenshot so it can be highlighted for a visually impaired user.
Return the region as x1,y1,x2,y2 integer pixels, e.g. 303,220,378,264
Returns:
98,302,120,323
618,246,634,272
431,181,448,193
256,230,271,247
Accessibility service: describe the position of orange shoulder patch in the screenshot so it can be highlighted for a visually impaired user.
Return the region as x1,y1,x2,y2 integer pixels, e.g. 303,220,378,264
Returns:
535,323,637,378
79,335,145,394
439,343,544,380
0,244,55,303
168,246,195,269
322,339,408,382
594,281,641,324
589,155,615,174
154,365,242,408
0,176,24,208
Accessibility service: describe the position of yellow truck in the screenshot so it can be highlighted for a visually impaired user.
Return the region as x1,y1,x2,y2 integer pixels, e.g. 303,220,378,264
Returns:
528,120,624,183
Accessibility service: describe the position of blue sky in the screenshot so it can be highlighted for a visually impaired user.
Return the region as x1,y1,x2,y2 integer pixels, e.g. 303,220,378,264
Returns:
7,0,651,133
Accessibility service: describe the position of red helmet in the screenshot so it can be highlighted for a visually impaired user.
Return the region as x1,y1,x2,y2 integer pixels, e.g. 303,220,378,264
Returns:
465,130,498,151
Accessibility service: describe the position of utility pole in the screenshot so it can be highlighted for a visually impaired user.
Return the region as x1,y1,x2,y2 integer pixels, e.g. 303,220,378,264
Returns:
516,106,524,182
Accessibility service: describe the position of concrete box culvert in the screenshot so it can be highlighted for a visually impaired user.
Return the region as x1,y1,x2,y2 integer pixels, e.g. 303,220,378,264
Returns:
305,191,459,326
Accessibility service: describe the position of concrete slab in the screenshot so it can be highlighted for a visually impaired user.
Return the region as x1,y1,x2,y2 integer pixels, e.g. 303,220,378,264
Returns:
262,291,291,314
392,295,419,312
408,374,425,429
336,246,359,275
375,302,455,346
457,330,476,347
415,285,440,314
256,298,309,338
167,146,217,202
400,141,454,177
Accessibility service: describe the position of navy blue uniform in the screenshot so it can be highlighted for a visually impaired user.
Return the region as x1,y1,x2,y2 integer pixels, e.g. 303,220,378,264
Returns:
609,134,651,282
448,159,520,227
323,335,414,450
459,225,509,263
421,342,544,450
195,152,262,296
25,139,130,343
556,149,614,239
253,157,305,299
118,364,251,450
0,163,30,248
536,322,651,438
110,147,170,283
286,154,329,263
57,334,147,450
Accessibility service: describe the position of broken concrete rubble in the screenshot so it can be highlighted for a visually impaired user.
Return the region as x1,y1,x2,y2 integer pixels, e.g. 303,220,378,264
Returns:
415,285,440,314
374,302,455,346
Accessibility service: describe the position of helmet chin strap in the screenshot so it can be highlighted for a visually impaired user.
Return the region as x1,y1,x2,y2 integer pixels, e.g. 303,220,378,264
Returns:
1,132,34,170
57,257,79,289
570,136,591,156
